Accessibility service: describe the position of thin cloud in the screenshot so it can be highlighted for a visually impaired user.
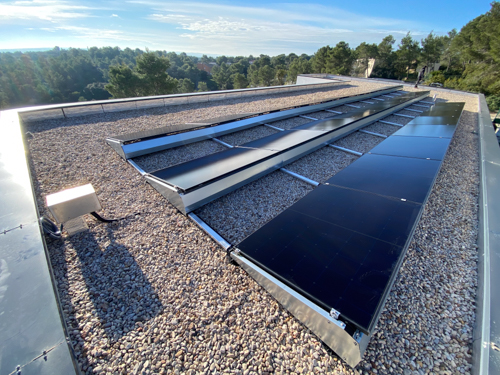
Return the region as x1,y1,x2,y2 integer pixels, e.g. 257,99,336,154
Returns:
0,0,92,22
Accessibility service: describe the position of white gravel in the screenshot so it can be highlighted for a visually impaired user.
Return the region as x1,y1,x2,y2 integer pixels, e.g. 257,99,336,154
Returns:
362,122,401,137
24,82,479,374
333,131,385,153
195,170,313,245
285,147,359,183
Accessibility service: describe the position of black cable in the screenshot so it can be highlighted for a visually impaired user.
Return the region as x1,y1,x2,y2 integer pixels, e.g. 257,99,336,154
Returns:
90,211,140,223
40,217,62,239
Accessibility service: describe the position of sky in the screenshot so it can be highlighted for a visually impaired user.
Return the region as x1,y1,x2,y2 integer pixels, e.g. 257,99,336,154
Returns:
0,0,493,56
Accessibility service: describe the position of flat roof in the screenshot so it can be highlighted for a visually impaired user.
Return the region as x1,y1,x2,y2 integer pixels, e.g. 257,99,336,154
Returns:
4,80,485,373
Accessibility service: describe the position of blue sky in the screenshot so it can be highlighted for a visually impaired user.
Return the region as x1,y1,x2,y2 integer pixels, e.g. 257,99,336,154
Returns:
0,0,492,56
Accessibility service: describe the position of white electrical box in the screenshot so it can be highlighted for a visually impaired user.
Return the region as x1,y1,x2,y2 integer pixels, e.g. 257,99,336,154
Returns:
46,184,101,223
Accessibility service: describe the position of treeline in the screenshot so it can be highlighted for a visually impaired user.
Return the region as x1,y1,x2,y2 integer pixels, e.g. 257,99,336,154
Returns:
1,2,499,111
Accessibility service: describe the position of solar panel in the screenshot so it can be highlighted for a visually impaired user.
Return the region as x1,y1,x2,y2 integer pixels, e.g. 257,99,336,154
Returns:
406,116,460,125
238,184,421,332
392,124,457,138
368,136,451,160
325,154,441,203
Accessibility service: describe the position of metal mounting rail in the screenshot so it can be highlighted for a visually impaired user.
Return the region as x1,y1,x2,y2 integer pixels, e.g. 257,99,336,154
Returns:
212,138,234,148
264,123,285,131
325,109,343,114
328,144,363,156
393,113,416,119
358,129,387,138
378,120,404,127
300,115,319,121
280,168,319,186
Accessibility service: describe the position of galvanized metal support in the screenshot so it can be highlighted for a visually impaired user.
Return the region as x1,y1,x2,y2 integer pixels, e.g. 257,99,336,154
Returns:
378,120,404,127
300,115,319,121
345,104,361,108
405,108,424,113
212,138,234,148
280,168,319,186
188,213,231,250
372,98,385,101
325,109,343,114
328,144,363,156
393,113,416,119
358,129,388,138
128,159,147,176
264,123,285,131
360,101,375,104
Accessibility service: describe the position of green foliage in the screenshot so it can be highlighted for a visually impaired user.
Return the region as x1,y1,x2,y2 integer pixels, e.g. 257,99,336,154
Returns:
232,73,248,89
287,57,312,83
211,63,233,90
425,71,446,84
486,95,500,112
326,42,354,75
395,32,420,80
178,78,195,93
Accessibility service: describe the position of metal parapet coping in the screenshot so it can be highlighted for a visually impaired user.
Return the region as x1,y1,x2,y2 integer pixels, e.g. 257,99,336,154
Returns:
474,94,500,374
17,80,348,122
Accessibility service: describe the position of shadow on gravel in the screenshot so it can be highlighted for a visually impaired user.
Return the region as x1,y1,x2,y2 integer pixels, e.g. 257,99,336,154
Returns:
66,221,163,342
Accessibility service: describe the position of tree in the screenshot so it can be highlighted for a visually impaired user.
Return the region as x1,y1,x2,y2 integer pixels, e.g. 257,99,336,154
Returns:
372,35,396,78
178,78,195,93
311,46,332,73
197,81,209,92
396,32,420,79
275,69,287,86
354,42,378,76
135,51,177,96
259,65,275,86
105,64,141,98
232,73,248,89
287,57,312,83
326,41,354,75
211,62,232,90
420,31,445,67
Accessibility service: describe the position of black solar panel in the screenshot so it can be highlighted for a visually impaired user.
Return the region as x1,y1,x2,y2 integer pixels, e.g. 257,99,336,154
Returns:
238,185,421,332
368,136,451,160
325,154,441,203
393,124,456,138
151,147,275,190
406,116,460,125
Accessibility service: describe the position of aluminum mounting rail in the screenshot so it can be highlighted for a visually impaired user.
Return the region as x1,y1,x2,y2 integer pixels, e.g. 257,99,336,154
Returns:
106,86,404,159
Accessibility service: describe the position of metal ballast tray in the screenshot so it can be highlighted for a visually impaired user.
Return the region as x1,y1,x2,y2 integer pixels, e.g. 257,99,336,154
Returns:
145,91,429,214
232,102,465,367
106,86,405,159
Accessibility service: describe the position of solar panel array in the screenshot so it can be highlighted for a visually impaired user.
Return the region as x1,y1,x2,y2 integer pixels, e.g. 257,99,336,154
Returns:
237,102,465,334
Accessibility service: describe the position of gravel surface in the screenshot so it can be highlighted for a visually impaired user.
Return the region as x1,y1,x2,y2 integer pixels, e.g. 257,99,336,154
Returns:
285,147,359,183
362,122,401,137
380,114,413,125
195,171,313,245
333,131,385,153
25,82,479,374
217,125,279,146
133,140,227,173
268,116,311,130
